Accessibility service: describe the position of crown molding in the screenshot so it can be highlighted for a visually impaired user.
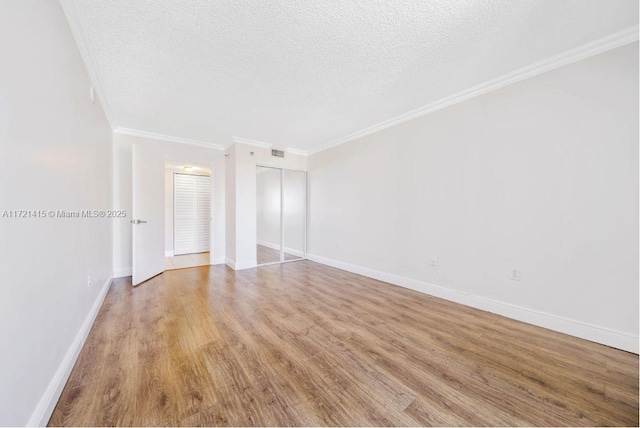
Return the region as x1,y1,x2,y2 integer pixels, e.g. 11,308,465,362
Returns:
307,25,640,156
286,148,309,156
232,136,273,148
114,127,224,150
61,3,637,158
59,0,116,129
233,137,309,156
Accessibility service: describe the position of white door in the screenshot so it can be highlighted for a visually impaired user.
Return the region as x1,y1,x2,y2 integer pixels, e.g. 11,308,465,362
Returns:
173,173,196,255
194,175,212,252
132,143,165,285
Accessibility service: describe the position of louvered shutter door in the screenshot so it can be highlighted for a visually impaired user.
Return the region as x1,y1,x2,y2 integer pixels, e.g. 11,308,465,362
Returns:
173,173,211,255
194,175,211,253
174,174,196,255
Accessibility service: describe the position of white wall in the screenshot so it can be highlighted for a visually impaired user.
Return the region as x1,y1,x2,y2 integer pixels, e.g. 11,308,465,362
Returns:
113,134,226,275
308,43,639,351
0,1,113,425
225,144,237,266
225,143,307,269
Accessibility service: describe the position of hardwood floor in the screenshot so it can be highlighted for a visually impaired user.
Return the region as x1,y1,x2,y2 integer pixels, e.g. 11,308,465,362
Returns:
49,261,639,426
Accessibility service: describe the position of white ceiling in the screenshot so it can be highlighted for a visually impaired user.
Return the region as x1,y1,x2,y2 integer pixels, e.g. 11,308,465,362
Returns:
63,0,638,152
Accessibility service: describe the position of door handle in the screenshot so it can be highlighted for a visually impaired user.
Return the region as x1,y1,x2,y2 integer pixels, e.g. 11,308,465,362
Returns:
130,219,148,224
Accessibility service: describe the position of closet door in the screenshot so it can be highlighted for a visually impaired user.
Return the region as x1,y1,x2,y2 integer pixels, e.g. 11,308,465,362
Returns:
174,173,210,255
283,169,306,261
256,166,282,265
174,174,196,255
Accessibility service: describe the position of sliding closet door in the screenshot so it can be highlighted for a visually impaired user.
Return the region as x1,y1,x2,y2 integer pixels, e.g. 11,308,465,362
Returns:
256,166,282,265
174,173,211,255
283,169,306,261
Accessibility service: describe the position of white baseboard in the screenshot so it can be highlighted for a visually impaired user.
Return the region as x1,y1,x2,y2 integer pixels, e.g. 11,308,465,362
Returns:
27,277,113,427
225,258,235,269
225,258,257,271
257,240,305,258
307,253,639,354
113,267,131,278
212,256,225,265
164,250,174,257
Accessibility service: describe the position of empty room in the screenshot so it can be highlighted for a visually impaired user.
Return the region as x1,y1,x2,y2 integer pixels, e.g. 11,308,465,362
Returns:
0,0,638,426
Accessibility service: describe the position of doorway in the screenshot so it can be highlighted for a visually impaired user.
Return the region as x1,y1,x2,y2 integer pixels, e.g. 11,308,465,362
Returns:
256,166,307,266
164,161,211,271
131,145,217,286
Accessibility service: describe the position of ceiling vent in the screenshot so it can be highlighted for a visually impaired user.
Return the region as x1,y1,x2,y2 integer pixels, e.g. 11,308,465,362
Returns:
271,149,285,158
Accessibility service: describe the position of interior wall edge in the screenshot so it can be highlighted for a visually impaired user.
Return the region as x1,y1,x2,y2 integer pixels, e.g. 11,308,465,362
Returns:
307,254,639,354
113,267,132,278
27,277,113,427
225,258,236,270
225,258,258,271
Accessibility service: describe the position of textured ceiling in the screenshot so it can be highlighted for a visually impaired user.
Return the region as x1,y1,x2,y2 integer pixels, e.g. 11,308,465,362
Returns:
65,0,638,151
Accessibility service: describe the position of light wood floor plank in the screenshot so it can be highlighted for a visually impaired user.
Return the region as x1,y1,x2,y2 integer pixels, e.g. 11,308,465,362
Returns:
49,261,639,426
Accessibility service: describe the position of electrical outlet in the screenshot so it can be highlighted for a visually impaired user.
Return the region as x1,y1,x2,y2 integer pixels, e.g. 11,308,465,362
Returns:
511,270,520,281
88,274,92,288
